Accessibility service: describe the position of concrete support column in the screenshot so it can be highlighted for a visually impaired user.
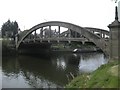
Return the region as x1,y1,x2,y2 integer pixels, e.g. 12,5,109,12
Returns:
82,41,85,45
68,40,71,44
40,28,43,39
58,26,60,38
68,29,71,38
49,26,51,38
100,31,102,38
103,33,105,38
108,6,120,60
75,31,77,38
35,30,37,39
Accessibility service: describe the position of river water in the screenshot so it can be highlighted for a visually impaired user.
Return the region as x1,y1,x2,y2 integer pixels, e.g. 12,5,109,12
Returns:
2,52,108,88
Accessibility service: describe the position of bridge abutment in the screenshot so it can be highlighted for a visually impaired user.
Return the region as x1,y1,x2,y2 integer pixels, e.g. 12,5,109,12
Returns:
108,6,120,60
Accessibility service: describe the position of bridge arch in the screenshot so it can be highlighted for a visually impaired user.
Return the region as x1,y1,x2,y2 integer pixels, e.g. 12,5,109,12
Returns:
85,27,109,38
16,21,108,55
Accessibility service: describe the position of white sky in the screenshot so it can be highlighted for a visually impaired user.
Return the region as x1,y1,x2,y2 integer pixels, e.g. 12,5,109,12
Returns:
118,0,120,21
0,0,117,31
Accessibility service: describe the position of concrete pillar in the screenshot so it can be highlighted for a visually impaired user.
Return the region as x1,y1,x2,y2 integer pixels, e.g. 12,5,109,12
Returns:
68,29,71,38
57,40,59,43
103,33,105,38
108,6,120,60
40,28,43,38
68,40,71,44
100,31,102,38
82,41,85,45
75,31,77,38
49,26,51,38
58,26,60,38
34,30,37,39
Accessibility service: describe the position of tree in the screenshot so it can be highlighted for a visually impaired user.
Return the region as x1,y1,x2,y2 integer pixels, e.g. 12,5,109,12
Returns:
1,20,19,38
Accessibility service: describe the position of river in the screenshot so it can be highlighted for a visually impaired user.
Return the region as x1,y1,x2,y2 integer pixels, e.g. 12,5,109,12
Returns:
2,52,108,88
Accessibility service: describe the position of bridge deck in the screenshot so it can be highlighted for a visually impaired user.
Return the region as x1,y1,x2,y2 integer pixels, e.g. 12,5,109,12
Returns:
23,38,89,42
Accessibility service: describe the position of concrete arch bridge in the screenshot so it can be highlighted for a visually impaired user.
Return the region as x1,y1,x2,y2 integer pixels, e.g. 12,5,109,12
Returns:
16,21,110,55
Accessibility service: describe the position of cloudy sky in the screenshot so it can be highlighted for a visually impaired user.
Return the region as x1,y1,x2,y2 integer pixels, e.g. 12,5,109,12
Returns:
0,0,118,31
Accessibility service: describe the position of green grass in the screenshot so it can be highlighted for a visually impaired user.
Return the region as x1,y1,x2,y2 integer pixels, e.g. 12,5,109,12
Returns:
66,61,119,88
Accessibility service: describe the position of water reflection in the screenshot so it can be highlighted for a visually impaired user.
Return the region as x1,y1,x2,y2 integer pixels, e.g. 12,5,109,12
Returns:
0,41,2,89
56,58,66,70
2,52,108,88
79,53,108,73
0,65,2,89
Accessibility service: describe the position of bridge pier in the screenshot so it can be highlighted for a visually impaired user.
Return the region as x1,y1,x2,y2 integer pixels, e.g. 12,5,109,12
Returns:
108,6,120,60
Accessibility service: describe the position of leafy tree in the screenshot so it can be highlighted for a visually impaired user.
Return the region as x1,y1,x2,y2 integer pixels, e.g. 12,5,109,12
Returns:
1,19,19,38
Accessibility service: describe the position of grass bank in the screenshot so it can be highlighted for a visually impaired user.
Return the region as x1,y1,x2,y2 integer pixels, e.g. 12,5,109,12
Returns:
66,60,119,88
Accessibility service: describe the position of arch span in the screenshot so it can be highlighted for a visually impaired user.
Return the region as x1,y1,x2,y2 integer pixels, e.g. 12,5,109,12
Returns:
85,27,109,37
16,21,108,55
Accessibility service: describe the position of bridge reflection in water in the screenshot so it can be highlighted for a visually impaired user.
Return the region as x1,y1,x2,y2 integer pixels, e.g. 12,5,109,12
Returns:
2,52,108,88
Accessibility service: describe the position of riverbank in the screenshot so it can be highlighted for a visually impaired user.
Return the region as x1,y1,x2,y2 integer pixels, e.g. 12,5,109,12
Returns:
1,39,17,56
66,60,119,88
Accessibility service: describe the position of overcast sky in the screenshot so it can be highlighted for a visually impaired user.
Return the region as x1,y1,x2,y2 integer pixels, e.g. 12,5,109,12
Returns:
0,0,118,31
